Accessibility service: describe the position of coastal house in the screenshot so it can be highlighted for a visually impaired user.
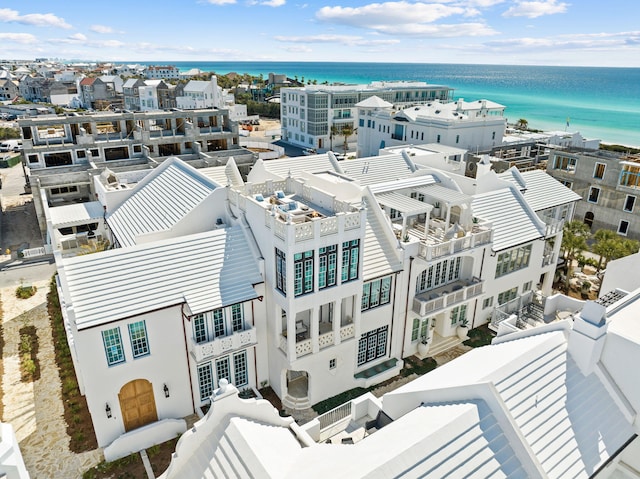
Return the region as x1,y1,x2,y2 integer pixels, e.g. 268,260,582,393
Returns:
546,147,640,240
280,82,454,153
158,284,640,478
356,97,507,158
144,65,180,80
0,78,20,101
122,78,146,111
176,78,223,110
52,145,578,454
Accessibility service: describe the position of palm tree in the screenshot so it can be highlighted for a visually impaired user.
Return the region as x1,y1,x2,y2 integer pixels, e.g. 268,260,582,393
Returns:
329,125,340,151
561,220,591,290
515,118,528,130
341,124,354,153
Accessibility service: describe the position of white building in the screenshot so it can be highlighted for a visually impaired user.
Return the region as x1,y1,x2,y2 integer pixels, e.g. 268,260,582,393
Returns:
159,284,640,478
176,78,222,110
138,80,163,111
357,97,507,158
144,65,179,80
0,421,30,479
53,148,579,455
280,82,454,153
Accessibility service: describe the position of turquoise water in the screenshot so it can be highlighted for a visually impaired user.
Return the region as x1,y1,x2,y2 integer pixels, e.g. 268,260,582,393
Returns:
144,61,640,147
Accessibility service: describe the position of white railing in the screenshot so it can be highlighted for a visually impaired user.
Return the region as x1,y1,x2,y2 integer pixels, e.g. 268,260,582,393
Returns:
294,223,314,242
295,338,312,357
418,227,492,261
544,218,564,237
318,402,352,431
320,217,338,236
279,335,287,354
344,211,361,230
318,331,334,349
340,324,355,340
192,328,257,362
413,279,483,316
21,245,52,258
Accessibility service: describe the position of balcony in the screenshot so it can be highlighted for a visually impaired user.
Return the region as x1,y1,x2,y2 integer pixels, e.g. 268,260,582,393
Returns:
411,220,493,261
279,320,355,359
191,328,257,362
412,277,483,317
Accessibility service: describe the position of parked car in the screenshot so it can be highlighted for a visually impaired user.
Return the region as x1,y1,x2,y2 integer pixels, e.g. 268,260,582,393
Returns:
0,139,22,152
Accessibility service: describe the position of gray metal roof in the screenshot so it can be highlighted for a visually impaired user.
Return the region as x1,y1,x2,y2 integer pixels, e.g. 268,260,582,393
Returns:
498,169,581,212
61,227,262,330
374,192,431,216
415,184,471,205
472,188,543,251
199,165,231,186
107,158,218,247
49,201,104,227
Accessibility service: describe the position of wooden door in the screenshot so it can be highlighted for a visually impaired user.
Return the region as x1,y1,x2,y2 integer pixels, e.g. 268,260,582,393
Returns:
118,379,158,432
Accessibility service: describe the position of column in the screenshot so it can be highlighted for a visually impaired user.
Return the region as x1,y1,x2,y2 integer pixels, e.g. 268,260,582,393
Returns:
311,305,320,353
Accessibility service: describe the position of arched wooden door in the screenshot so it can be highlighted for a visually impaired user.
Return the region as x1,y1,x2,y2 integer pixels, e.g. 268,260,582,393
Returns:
118,379,158,432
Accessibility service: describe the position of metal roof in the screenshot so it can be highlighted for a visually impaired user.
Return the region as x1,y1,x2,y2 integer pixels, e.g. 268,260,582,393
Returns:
61,227,262,330
472,187,543,251
254,154,335,178
107,158,218,247
374,192,431,216
49,201,104,227
199,165,231,186
341,154,416,186
362,203,403,280
498,169,581,212
368,174,438,194
415,184,471,205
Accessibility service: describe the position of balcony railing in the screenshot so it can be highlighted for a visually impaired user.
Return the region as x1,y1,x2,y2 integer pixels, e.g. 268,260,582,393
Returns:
412,278,483,317
191,328,257,362
416,224,492,261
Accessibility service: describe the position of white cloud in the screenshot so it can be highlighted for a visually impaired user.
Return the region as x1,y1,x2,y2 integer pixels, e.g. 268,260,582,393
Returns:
284,45,313,53
261,0,286,5
375,22,497,37
204,0,237,4
275,33,400,46
0,8,72,29
69,33,87,41
90,24,114,34
316,2,465,26
0,32,38,44
502,0,569,18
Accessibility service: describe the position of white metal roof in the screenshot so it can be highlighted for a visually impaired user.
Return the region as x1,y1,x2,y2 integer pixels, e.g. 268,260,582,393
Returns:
341,154,416,186
386,330,635,478
362,203,403,280
107,158,218,247
61,227,262,329
355,96,393,109
374,192,431,216
254,154,335,179
49,201,104,227
198,165,231,186
368,174,438,194
472,187,543,251
498,169,581,212
416,183,471,205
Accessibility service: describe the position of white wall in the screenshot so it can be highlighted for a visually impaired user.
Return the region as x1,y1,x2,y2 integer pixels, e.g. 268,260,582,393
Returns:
76,306,193,447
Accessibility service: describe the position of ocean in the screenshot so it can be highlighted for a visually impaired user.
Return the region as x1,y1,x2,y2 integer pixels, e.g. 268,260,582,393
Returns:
139,61,640,147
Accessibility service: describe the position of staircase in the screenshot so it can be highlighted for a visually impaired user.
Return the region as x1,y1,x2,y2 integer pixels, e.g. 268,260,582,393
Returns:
428,335,463,357
281,394,312,411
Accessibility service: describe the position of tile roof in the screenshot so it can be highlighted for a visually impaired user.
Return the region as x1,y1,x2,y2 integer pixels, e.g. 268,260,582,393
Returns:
107,158,218,247
61,227,262,329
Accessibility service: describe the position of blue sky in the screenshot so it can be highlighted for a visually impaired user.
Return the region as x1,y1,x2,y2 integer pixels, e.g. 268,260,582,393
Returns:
0,0,639,66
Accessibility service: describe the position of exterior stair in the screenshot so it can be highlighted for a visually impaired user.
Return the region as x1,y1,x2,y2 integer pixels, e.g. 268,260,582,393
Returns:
282,394,312,411
428,335,463,357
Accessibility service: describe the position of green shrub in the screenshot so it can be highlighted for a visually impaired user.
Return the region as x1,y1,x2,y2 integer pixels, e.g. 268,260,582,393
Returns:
16,285,37,299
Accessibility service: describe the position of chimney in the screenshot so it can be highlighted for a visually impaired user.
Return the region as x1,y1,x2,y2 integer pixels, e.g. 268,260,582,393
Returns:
567,301,607,376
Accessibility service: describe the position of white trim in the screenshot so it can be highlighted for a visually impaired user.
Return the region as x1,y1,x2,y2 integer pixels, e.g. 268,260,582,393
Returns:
587,186,600,204
618,219,630,236
623,194,636,213
593,161,606,180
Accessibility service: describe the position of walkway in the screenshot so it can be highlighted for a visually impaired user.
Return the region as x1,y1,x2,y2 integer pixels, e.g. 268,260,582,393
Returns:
1,281,103,478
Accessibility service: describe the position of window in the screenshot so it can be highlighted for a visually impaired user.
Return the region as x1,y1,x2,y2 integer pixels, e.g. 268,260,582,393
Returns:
342,240,360,283
198,363,213,401
483,297,493,309
231,304,244,332
561,180,573,189
450,304,467,326
624,195,636,212
128,321,150,358
275,248,286,295
411,318,430,342
357,326,389,366
588,187,600,203
362,276,392,310
193,314,207,343
215,356,231,385
618,220,630,236
436,134,441,143
523,281,532,292
495,245,532,278
553,155,577,172
411,318,420,342
455,135,460,144
102,327,125,366
294,250,314,296
233,351,248,387
318,245,338,289
497,287,518,305
416,257,462,293
329,358,336,369
213,308,225,338
593,163,606,179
